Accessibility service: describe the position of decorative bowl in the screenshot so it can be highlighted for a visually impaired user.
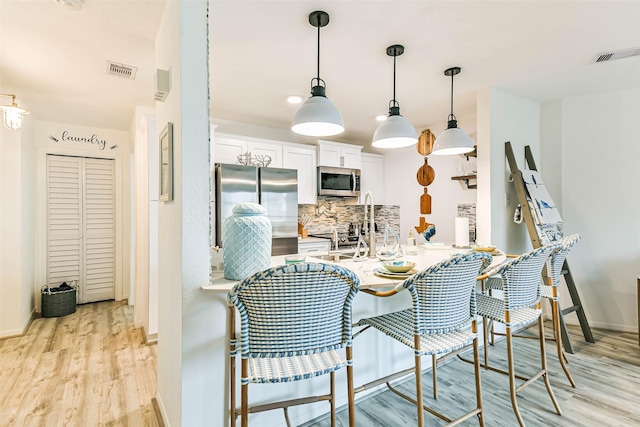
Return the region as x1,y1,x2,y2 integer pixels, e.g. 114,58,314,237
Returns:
284,254,306,264
381,260,416,273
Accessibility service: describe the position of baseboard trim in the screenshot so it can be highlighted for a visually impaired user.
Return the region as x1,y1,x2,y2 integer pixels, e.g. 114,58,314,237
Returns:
144,330,158,345
140,325,158,345
0,308,36,340
152,395,168,427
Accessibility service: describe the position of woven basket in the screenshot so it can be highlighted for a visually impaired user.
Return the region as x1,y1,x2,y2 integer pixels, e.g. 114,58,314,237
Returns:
41,283,77,318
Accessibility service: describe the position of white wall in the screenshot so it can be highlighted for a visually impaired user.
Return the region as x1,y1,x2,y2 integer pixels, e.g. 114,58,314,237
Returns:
154,1,220,426
542,88,640,331
33,120,130,310
476,87,540,254
384,113,478,245
132,107,159,341
0,114,36,338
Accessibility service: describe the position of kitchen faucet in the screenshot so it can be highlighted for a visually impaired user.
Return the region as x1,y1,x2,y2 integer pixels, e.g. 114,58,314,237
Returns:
363,191,376,257
332,228,339,251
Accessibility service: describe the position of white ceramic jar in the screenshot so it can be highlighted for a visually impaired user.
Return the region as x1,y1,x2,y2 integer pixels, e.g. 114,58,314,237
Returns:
223,202,272,280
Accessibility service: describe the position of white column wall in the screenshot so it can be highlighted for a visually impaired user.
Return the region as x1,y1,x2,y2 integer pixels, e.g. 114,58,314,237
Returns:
476,87,540,254
154,1,219,426
543,88,640,331
132,107,158,341
0,116,36,338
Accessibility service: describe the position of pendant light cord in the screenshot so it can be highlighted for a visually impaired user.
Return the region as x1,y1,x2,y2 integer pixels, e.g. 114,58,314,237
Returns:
316,18,321,82
449,72,455,121
392,54,397,106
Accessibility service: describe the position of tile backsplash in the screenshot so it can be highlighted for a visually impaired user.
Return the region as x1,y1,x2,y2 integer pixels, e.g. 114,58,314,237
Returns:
298,197,400,236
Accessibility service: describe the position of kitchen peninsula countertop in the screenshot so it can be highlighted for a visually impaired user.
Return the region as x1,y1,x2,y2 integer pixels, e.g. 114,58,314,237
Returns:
202,245,505,293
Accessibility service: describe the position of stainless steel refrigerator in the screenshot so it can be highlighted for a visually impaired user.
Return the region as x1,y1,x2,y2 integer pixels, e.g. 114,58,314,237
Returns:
214,163,298,256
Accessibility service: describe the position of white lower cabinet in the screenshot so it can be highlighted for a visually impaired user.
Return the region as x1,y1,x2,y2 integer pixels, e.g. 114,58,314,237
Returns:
283,144,317,205
298,239,330,255
360,153,385,204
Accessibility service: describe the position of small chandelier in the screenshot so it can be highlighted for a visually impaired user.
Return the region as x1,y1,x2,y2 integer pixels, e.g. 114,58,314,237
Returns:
372,45,417,148
0,94,30,131
431,67,474,155
292,11,344,137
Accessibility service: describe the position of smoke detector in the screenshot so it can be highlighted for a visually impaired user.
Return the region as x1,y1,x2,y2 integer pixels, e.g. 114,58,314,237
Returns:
54,0,85,10
592,46,640,63
106,61,137,80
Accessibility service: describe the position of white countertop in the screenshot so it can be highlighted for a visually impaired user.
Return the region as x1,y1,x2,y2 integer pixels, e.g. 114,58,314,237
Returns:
202,244,505,293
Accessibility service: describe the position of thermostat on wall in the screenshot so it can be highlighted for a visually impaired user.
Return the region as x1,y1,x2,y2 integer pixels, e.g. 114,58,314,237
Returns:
154,69,170,102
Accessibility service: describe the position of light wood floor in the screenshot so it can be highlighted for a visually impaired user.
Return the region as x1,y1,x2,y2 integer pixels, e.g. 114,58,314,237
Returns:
0,300,159,427
2,301,638,427
306,324,640,427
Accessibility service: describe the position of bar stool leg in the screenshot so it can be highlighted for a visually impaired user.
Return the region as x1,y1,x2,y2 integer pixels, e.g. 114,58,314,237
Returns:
330,371,336,426
347,347,356,427
539,315,562,415
552,299,575,387
241,359,249,427
432,354,438,399
414,335,425,427
506,327,525,427
472,327,485,427
482,315,490,367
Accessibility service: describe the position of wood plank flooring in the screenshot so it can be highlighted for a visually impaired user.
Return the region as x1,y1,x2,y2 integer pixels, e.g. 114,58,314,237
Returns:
2,301,638,426
0,301,159,427
305,326,640,426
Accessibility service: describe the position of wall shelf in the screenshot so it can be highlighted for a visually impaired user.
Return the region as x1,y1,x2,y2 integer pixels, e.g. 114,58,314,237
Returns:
451,174,477,189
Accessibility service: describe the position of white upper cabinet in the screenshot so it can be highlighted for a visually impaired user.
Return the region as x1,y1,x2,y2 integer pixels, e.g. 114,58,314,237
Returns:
316,140,363,169
213,133,283,168
247,140,282,168
282,144,316,205
213,134,247,165
360,153,385,204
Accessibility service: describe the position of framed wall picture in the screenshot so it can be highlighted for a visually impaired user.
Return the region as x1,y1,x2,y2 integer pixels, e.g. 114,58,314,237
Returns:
159,122,173,202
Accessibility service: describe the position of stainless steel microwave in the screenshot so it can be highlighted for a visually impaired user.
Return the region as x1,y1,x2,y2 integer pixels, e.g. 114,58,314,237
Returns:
317,166,361,197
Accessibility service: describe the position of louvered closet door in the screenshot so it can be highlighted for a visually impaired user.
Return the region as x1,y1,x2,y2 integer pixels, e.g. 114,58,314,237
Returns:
82,158,115,303
47,156,82,292
46,155,115,304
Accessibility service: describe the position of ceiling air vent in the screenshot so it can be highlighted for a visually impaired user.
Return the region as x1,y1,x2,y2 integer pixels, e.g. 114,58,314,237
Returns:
592,46,640,64
106,61,137,80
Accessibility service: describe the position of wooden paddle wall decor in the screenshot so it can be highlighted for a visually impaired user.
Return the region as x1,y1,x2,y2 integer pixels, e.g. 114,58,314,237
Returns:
415,129,436,240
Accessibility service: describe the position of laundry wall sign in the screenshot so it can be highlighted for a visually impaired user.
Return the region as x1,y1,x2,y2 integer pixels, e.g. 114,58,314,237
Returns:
48,130,115,150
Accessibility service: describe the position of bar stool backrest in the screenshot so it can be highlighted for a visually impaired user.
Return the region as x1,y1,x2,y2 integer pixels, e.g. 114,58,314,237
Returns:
548,234,582,291
228,263,360,358
499,244,560,311
403,252,492,335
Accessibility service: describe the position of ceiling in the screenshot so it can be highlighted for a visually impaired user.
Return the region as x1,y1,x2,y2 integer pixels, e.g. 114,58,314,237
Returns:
3,1,640,145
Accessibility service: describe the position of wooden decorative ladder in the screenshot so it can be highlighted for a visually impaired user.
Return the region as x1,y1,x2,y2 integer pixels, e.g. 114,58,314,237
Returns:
505,141,594,353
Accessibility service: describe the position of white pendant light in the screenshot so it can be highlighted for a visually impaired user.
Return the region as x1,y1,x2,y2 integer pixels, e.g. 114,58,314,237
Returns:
372,45,417,149
0,94,29,131
292,11,344,137
431,67,474,155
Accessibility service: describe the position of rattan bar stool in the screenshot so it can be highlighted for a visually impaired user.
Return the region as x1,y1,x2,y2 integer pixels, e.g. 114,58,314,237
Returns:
355,252,492,427
469,244,562,427
484,234,581,387
227,263,360,427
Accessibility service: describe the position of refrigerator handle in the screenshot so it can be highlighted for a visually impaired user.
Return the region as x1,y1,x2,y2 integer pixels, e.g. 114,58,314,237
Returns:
352,171,356,192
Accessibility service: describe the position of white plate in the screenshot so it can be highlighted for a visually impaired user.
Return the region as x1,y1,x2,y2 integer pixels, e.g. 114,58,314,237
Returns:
373,267,418,279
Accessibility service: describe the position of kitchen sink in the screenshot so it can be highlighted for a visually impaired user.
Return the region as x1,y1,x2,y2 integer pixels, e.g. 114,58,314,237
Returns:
309,251,355,262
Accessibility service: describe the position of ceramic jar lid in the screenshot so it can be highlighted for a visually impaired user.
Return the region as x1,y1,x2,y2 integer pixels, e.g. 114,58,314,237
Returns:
232,202,265,216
